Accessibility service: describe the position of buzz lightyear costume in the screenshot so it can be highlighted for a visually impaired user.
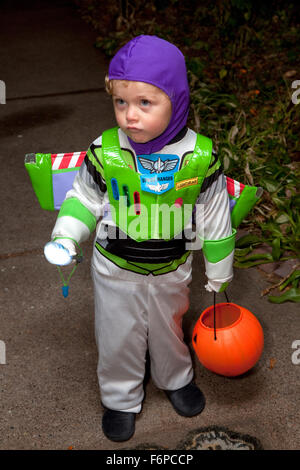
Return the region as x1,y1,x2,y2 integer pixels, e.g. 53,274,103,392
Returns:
38,36,257,416
52,123,234,413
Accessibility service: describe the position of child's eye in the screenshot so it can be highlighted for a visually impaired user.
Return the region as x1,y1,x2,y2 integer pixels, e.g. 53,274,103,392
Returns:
115,98,125,106
140,99,150,106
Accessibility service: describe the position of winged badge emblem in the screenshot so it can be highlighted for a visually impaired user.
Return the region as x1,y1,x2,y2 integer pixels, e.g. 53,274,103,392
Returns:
148,182,169,193
139,156,178,173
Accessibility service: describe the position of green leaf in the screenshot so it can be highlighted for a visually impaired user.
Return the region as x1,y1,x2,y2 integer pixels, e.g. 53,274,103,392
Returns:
279,270,300,291
260,178,279,193
235,234,262,248
187,57,205,77
244,253,273,261
261,221,283,238
276,213,290,224
272,238,281,261
234,257,273,268
219,68,227,79
272,196,289,210
234,246,252,257
268,287,300,303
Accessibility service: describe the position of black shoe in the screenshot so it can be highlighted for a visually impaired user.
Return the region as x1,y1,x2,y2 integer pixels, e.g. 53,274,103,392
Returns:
102,409,136,442
164,381,206,417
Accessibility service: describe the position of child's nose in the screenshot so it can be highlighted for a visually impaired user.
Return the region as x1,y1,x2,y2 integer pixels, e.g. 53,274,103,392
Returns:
126,105,138,121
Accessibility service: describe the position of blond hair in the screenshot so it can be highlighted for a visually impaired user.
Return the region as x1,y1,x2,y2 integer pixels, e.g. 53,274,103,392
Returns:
105,76,172,103
105,75,129,95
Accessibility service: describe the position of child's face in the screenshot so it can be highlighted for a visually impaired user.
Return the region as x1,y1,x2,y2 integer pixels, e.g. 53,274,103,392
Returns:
112,80,172,144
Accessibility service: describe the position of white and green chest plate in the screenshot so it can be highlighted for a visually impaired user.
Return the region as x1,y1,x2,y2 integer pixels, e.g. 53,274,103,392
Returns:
100,127,213,241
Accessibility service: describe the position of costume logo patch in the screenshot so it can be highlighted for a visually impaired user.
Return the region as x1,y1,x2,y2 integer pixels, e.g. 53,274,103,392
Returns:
175,177,198,191
137,154,179,195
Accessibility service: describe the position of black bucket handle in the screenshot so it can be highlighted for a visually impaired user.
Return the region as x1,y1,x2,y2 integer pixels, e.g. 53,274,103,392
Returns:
213,290,230,341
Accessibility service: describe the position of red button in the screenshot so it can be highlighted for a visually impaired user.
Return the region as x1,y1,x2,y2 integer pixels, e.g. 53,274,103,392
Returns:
174,198,183,208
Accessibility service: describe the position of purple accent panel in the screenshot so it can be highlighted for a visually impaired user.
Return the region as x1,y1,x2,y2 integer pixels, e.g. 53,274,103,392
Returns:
229,198,237,212
52,170,79,210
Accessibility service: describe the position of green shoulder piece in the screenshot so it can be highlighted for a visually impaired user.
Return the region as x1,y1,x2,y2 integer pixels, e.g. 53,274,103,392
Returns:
231,185,263,229
102,126,122,162
226,176,263,229
25,153,54,211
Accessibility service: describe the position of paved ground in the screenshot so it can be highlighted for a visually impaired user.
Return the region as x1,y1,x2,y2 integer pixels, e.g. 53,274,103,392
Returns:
0,0,299,451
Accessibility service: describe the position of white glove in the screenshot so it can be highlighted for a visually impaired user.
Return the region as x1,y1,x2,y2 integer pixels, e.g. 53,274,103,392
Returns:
205,279,230,293
44,239,77,266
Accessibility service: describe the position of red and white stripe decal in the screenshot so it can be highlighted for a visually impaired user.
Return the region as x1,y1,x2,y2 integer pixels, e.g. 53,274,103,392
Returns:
51,151,86,170
226,176,245,198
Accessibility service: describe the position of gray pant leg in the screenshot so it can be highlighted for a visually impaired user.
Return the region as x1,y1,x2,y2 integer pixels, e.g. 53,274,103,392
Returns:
92,267,148,411
148,281,194,390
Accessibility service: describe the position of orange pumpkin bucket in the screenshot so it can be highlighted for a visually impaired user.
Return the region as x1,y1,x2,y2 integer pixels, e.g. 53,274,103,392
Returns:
192,300,264,377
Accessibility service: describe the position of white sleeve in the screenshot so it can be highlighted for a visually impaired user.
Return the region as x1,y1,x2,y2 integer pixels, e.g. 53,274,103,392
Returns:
51,159,106,245
195,178,232,241
195,176,234,286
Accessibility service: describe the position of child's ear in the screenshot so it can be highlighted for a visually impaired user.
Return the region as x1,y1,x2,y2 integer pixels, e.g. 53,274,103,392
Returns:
105,75,113,95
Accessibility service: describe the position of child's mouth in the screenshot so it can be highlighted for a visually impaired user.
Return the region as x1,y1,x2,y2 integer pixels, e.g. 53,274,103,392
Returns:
127,127,141,132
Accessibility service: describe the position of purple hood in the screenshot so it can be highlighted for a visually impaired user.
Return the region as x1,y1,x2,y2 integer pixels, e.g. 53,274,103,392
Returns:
108,35,190,155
